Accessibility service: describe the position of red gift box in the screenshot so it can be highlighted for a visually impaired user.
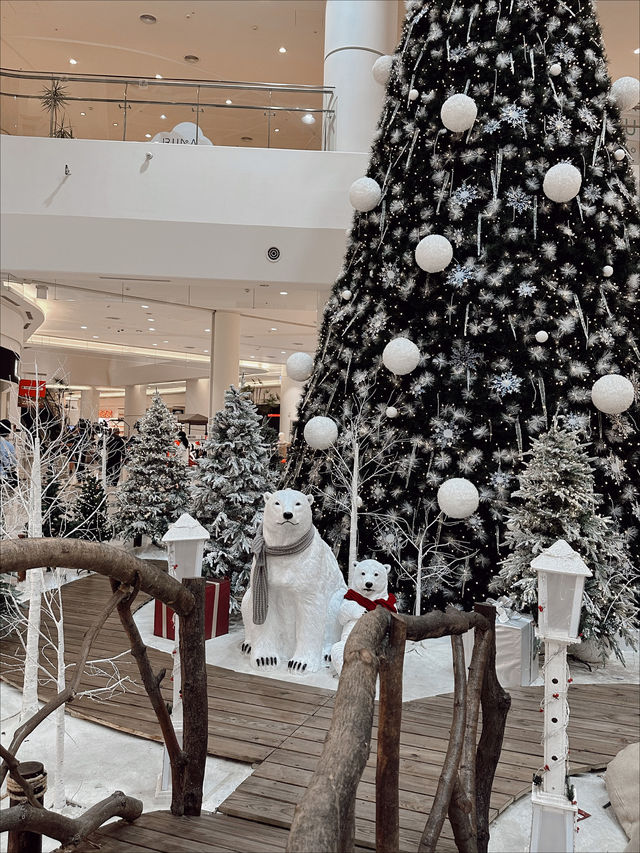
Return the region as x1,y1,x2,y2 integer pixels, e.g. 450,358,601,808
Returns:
154,578,230,640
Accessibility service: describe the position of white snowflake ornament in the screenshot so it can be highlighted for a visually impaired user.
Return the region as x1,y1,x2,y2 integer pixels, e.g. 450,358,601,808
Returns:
385,406,399,419
437,478,479,519
611,76,640,112
372,55,394,86
613,148,626,162
304,416,338,449
409,88,419,101
543,163,582,203
591,375,635,415
349,177,382,212
341,289,352,300
382,337,420,375
549,63,562,77
440,93,477,132
535,331,549,343
415,234,454,272
286,352,314,382
602,265,614,278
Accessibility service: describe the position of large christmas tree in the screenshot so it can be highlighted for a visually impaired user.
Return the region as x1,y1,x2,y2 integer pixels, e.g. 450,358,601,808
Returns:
116,392,189,544
490,424,637,660
191,386,274,608
286,0,639,611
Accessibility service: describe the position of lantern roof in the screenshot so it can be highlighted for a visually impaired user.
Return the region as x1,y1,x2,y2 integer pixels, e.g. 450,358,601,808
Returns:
162,513,210,544
530,539,592,577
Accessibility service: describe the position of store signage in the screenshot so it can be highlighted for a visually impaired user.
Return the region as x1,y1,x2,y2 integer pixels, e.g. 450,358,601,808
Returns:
151,122,213,146
18,379,46,399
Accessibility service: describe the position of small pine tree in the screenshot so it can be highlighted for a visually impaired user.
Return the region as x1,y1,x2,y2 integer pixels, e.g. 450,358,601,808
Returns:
491,425,638,661
67,474,111,541
116,392,189,544
41,477,67,538
191,386,274,608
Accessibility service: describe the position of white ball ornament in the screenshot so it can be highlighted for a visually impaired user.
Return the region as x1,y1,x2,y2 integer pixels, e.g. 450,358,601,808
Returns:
542,162,582,203
549,63,562,77
356,496,363,508
437,478,480,519
415,234,454,273
341,289,352,300
304,416,338,450
614,148,626,161
611,76,640,112
591,374,635,415
535,330,549,343
385,406,399,419
286,352,314,382
440,93,478,132
602,265,614,278
409,88,419,101
382,337,421,375
348,177,382,212
372,55,394,86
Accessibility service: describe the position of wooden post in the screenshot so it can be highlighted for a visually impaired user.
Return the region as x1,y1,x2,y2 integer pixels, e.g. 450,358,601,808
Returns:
7,761,46,853
376,613,406,853
474,603,511,853
179,577,208,816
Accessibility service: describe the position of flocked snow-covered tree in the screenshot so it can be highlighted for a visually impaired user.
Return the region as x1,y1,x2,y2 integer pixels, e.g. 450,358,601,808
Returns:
491,424,638,660
286,0,639,611
190,386,274,607
116,392,189,544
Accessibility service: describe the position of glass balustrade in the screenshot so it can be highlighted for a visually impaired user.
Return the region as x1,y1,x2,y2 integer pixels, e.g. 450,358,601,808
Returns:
0,68,336,151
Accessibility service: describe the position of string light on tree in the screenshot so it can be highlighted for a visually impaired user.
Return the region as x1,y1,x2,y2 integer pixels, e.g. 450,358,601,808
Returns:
591,374,635,414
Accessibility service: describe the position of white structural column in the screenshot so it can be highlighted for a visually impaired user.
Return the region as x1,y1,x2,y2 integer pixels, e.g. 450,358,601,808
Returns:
279,375,303,443
79,387,100,421
185,378,210,417
323,0,398,152
209,311,240,416
123,384,148,433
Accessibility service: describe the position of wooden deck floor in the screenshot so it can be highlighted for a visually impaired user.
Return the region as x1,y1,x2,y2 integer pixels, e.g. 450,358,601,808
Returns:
3,573,639,853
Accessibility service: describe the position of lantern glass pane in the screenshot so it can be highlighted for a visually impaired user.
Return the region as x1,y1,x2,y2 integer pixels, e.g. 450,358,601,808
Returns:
173,540,196,578
531,802,574,852
544,573,575,637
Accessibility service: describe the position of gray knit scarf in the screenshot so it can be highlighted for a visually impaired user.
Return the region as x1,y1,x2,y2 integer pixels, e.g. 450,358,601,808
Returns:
251,524,316,625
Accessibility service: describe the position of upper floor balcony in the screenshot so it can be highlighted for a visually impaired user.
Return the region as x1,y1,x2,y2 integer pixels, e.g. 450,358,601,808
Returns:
0,67,336,151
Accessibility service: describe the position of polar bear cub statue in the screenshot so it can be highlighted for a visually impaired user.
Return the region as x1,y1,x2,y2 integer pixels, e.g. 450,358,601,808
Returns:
331,559,396,676
241,489,346,675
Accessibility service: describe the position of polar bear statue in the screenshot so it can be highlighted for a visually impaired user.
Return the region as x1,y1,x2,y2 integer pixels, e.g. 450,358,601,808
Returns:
331,559,396,676
241,489,346,674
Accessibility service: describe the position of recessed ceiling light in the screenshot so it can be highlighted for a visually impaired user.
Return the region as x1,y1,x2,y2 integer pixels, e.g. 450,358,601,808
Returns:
140,13,157,24
92,335,99,338
163,340,169,343
80,112,86,116
204,328,211,332
302,113,316,125
145,133,152,138
149,327,155,331
225,99,232,105
270,327,277,331
203,349,209,353
156,74,163,79
153,343,158,346
160,114,166,119
274,128,280,133
281,351,286,354
184,54,199,63
148,318,155,322
113,122,118,126
69,58,77,65
141,304,149,308
81,325,87,329
279,291,288,295
635,48,640,54
279,46,287,54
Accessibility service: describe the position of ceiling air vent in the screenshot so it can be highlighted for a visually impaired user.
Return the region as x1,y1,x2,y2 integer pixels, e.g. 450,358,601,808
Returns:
266,247,281,263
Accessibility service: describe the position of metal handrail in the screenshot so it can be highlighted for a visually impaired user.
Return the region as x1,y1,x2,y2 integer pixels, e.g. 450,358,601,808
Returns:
0,67,334,96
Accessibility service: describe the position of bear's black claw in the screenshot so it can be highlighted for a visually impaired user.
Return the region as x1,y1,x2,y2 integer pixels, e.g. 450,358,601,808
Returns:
302,663,307,671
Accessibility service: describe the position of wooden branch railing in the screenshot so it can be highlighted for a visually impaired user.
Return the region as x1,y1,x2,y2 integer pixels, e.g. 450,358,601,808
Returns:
286,604,511,853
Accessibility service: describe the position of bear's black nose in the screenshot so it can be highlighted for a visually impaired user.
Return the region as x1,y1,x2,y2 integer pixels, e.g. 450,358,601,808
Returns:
365,582,373,589
283,511,293,520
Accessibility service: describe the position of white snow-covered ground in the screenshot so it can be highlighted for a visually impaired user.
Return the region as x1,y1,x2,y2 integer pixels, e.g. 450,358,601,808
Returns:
1,574,637,852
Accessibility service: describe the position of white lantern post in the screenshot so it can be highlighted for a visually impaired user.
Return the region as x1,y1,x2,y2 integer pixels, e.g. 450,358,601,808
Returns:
157,514,209,799
530,540,592,853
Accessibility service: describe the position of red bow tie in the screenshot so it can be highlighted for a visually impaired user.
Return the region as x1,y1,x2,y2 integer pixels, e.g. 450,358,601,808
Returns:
344,588,397,613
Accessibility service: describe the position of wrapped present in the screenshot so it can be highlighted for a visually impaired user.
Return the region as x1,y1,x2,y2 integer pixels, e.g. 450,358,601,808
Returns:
154,578,230,640
463,599,538,687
